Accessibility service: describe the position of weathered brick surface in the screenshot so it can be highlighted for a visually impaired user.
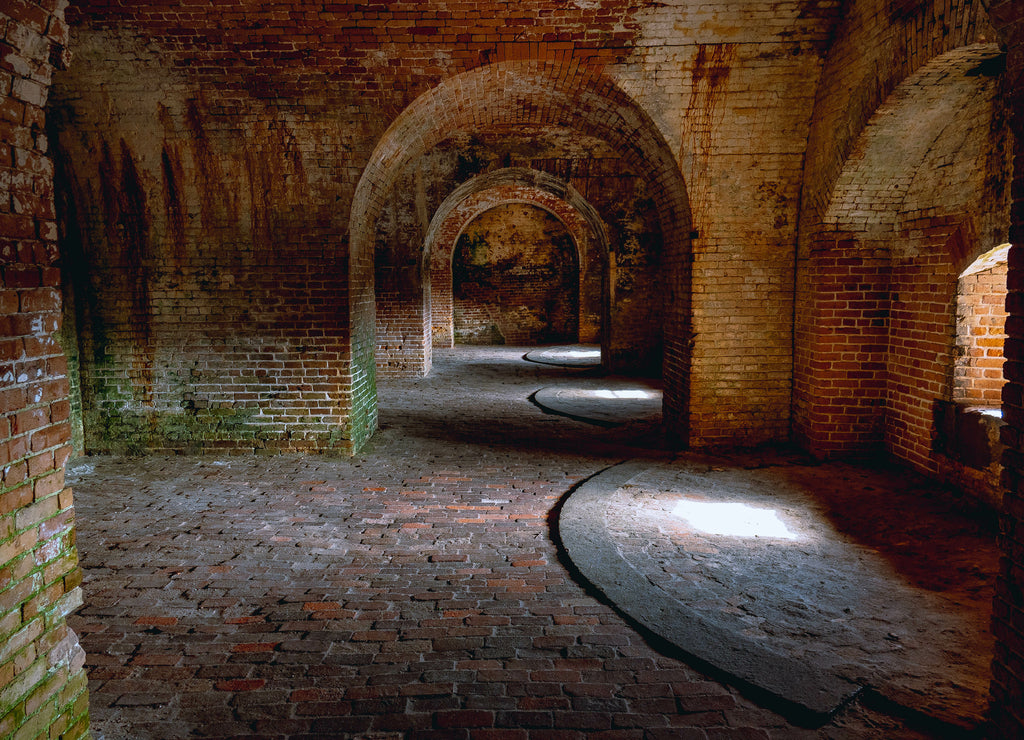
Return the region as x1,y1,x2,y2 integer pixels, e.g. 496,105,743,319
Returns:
451,203,579,346
50,60,360,454
425,171,605,354
0,2,89,739
798,0,997,244
0,0,1020,736
931,245,1011,509
793,0,1004,469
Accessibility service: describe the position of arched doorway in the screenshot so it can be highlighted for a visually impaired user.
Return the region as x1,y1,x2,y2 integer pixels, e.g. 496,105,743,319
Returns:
352,60,693,440
954,242,1010,408
422,168,611,366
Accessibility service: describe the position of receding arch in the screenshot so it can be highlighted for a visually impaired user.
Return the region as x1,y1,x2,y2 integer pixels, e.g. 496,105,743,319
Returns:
425,168,608,356
450,203,581,346
350,59,694,442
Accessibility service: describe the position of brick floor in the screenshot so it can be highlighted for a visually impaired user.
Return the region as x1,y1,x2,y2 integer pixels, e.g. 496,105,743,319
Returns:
67,347,952,738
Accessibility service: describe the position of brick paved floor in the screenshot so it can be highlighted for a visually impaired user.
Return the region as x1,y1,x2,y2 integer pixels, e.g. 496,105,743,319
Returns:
66,347,982,739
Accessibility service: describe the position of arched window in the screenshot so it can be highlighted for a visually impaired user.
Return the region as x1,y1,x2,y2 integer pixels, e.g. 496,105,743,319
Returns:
954,243,1010,410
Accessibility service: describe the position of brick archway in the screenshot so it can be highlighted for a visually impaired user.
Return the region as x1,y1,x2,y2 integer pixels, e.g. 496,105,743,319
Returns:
798,1,997,241
374,170,606,376
794,44,1009,463
426,168,607,352
351,59,693,442
819,45,1004,246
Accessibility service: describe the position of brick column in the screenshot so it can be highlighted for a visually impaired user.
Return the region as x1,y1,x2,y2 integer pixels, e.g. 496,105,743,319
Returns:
1,2,89,738
990,1,1024,736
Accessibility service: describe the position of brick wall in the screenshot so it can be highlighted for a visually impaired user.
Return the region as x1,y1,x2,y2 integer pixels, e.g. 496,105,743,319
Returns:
374,172,433,380
793,243,891,454
932,244,1010,511
0,2,89,739
375,283,432,380
646,5,840,448
887,228,960,473
798,0,995,243
988,0,1024,733
795,31,1009,461
795,0,995,457
51,31,364,454
884,48,1012,478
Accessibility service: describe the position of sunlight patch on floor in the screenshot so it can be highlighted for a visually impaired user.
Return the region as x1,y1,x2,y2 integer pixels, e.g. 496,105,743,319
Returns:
670,499,799,540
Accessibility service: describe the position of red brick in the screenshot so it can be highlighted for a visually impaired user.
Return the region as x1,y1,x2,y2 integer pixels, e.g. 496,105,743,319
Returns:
216,679,266,691
18,288,60,313
0,212,35,239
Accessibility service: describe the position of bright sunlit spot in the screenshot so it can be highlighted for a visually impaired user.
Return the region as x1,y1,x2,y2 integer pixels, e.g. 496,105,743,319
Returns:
563,348,601,359
590,389,658,400
671,500,799,540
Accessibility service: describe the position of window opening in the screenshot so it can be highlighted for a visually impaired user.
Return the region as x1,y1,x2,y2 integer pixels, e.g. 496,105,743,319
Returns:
954,243,1009,412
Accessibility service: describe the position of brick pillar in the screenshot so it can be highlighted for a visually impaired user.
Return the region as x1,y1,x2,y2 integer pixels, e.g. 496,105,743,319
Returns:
1,3,89,738
990,1,1024,736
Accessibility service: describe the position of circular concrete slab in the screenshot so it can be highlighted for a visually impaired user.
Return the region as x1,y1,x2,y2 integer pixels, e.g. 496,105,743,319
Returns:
558,459,994,732
532,380,662,427
524,344,602,368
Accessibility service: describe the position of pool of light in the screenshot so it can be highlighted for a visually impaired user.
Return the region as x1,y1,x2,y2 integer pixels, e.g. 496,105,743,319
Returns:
562,348,601,359
590,389,659,400
671,500,799,540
